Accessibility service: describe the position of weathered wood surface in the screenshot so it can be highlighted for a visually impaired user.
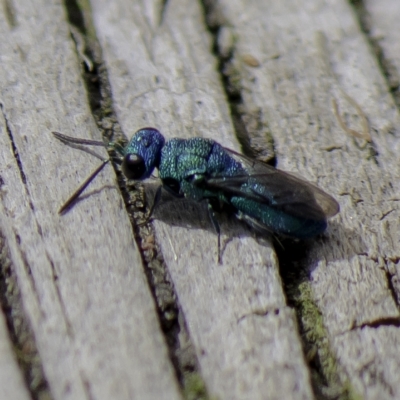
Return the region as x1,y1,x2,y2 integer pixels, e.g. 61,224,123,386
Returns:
0,310,30,400
0,0,399,400
364,0,400,107
91,1,314,400
211,1,400,400
0,1,181,399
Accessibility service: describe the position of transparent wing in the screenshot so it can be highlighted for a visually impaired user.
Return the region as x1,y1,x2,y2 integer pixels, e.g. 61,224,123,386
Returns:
206,148,339,221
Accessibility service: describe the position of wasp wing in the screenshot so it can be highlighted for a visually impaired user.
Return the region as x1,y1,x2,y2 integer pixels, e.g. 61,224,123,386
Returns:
206,148,339,221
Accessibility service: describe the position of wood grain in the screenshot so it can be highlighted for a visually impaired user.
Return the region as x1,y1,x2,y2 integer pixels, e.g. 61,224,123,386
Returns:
212,0,400,399
0,0,181,399
364,0,400,105
90,0,314,399
0,309,30,400
0,0,399,399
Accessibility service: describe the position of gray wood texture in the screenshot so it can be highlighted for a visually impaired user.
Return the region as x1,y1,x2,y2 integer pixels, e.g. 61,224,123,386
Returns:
0,1,181,399
0,0,399,399
0,310,30,400
213,2,400,400
91,1,314,399
364,0,400,106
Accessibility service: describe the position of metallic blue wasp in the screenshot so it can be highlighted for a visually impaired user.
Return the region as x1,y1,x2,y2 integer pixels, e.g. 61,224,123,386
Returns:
53,128,339,262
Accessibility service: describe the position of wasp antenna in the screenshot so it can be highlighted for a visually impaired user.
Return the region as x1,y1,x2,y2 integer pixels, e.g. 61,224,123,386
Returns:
59,159,110,214
52,131,112,161
52,131,106,147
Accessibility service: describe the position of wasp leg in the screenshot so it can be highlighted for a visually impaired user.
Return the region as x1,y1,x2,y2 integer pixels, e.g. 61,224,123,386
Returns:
236,211,284,249
138,185,163,226
207,201,221,264
59,159,110,214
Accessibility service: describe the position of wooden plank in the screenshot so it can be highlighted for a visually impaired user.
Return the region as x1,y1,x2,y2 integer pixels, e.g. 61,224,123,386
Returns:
0,1,182,399
2,0,399,398
0,309,30,400
210,0,400,398
364,0,400,105
90,0,315,399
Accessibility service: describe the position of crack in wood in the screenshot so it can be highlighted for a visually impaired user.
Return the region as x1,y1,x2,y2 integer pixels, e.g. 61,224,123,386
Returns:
121,182,204,391
13,238,46,323
60,2,210,396
2,0,17,28
159,0,169,26
200,0,276,164
237,307,281,323
0,232,50,399
350,0,400,108
199,2,352,399
384,268,400,307
355,317,400,330
273,237,351,399
46,251,75,339
0,103,27,186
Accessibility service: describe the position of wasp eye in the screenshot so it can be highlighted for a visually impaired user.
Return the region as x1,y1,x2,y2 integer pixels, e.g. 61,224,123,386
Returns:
122,153,146,180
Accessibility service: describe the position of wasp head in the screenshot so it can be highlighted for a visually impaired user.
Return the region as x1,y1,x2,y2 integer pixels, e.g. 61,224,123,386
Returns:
122,128,165,180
